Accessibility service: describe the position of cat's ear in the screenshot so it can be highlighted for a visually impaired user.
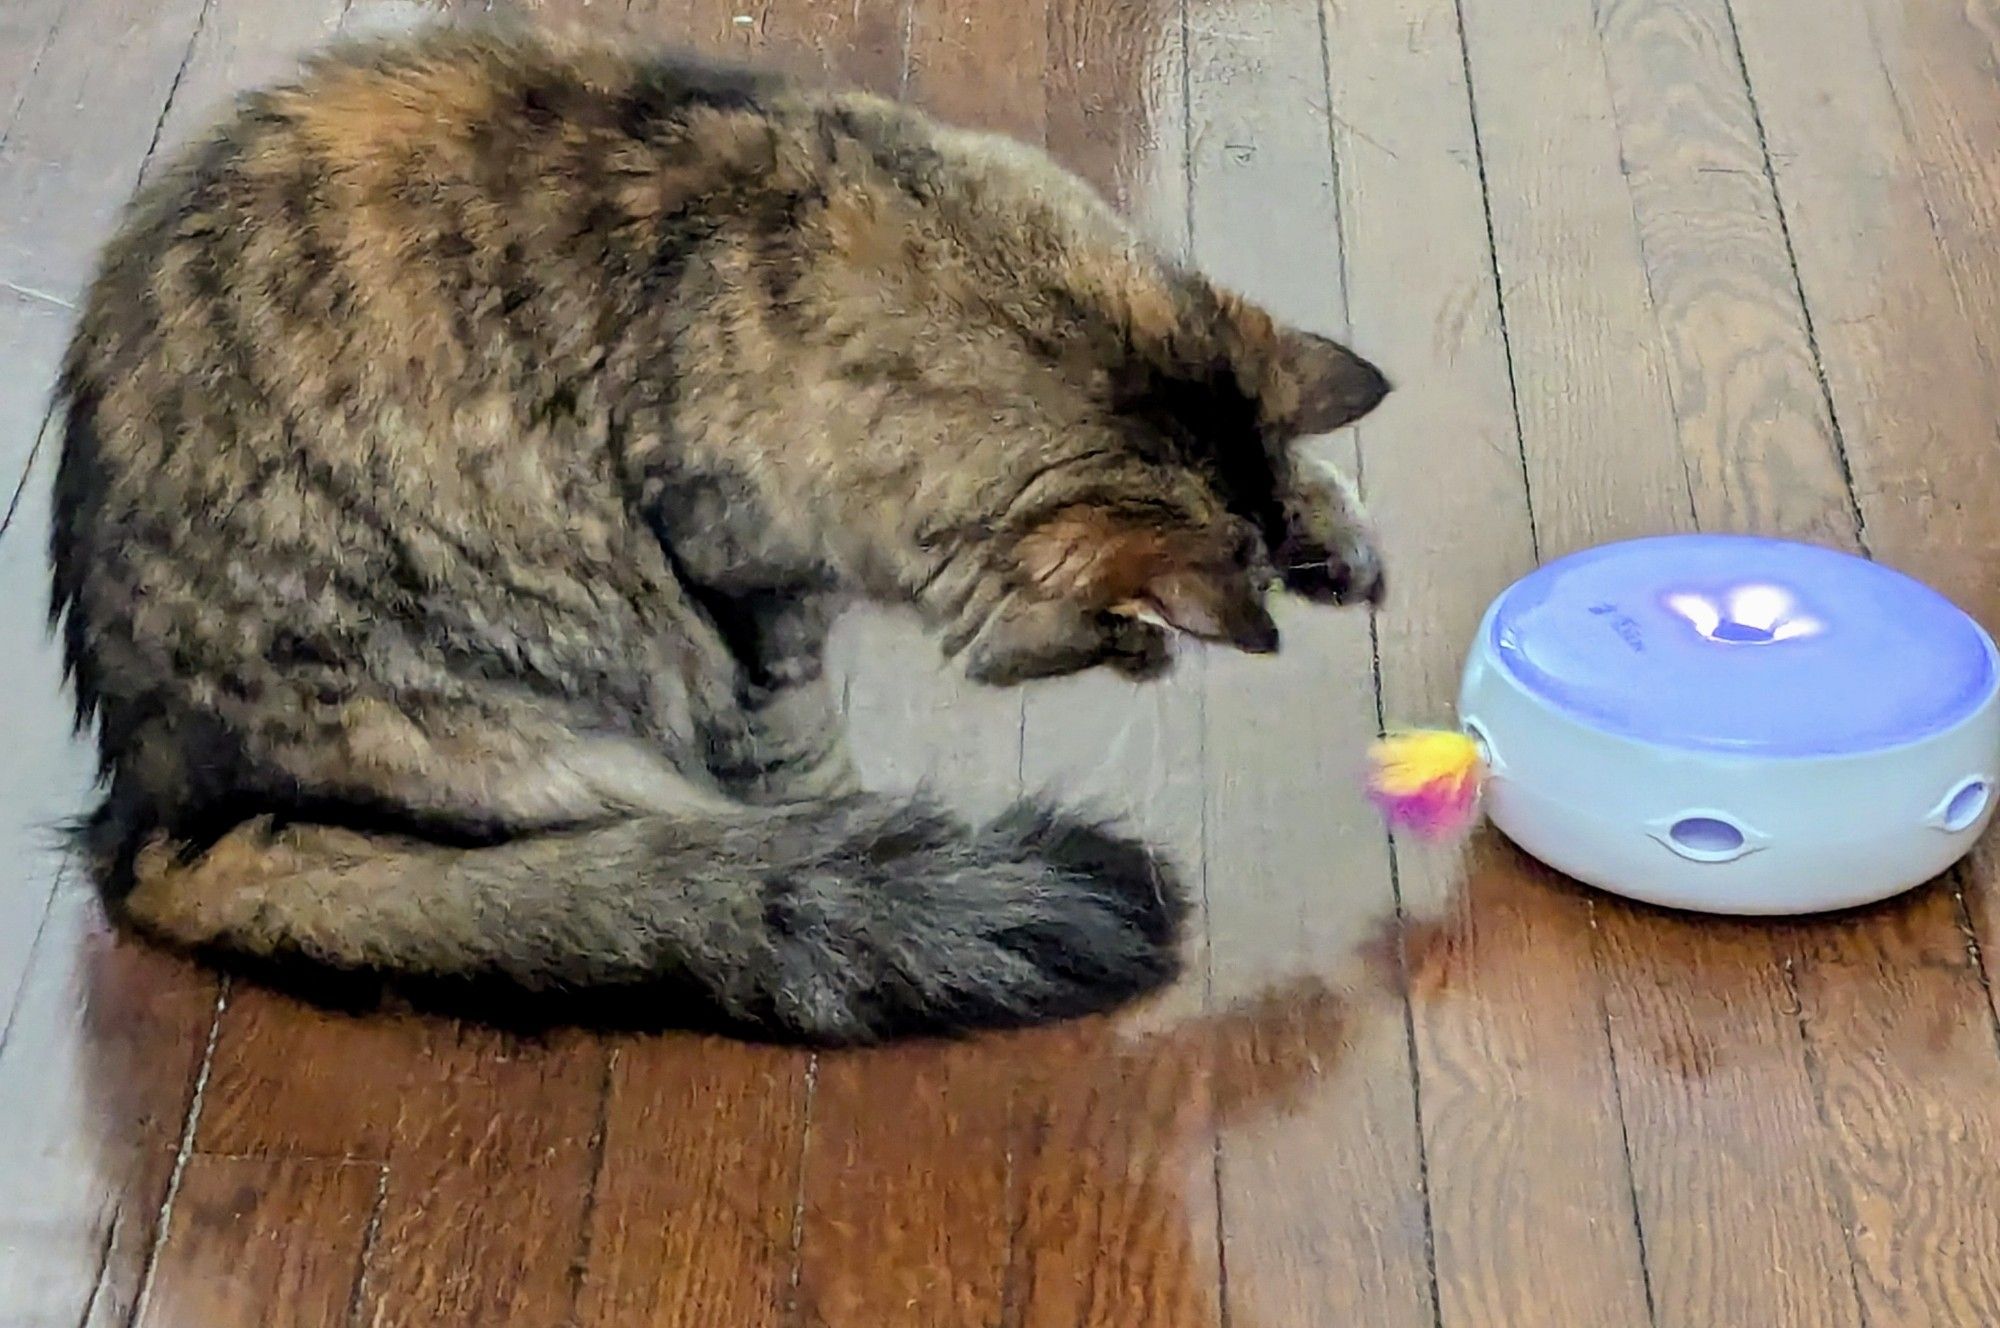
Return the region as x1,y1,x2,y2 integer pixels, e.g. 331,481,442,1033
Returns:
1017,505,1279,653
1254,325,1392,437
1207,291,1392,438
1059,242,1387,435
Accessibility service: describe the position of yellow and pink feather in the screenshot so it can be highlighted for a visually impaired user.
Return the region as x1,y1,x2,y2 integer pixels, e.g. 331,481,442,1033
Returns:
1364,730,1487,840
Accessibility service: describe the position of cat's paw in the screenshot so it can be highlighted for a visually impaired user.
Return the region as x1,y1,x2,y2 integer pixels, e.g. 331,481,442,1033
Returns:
1278,457,1386,606
1099,614,1173,680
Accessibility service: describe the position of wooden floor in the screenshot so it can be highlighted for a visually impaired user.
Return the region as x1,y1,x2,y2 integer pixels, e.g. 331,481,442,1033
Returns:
4,0,2000,1322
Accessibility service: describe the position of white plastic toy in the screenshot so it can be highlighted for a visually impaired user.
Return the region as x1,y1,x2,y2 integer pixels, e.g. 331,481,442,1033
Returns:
1368,535,2000,915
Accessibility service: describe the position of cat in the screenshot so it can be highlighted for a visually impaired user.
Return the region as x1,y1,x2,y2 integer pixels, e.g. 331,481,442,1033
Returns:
50,28,1391,1044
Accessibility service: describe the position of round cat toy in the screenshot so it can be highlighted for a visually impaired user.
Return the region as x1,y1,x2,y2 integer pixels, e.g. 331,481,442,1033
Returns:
1367,534,2000,915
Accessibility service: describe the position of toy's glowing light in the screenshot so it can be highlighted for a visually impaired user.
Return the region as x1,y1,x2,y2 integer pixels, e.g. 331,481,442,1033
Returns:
1664,583,1823,645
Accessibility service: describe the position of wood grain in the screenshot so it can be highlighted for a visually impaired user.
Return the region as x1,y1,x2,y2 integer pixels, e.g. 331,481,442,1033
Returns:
997,2,1226,1325
0,0,71,149
1847,0,2000,356
794,5,1032,1323
1790,912,2000,1326
1184,1,1432,1325
355,1025,608,1326
0,0,222,1323
761,0,909,94
1848,0,2000,1034
1044,0,1182,219
1006,1014,1220,1328
0,881,219,1328
1593,0,1857,543
908,0,1045,143
196,997,424,1160
133,1156,381,1328
1379,0,1657,1320
575,1041,808,1328
1316,2,1559,1321
797,1038,1018,1328
1581,1,1870,1323
0,0,211,300
1731,1,2000,1322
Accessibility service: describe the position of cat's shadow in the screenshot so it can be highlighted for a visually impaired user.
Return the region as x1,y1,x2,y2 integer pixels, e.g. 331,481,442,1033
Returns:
65,878,1429,1328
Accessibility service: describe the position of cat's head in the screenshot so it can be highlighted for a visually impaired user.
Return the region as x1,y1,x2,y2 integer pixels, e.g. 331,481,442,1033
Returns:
1006,273,1393,656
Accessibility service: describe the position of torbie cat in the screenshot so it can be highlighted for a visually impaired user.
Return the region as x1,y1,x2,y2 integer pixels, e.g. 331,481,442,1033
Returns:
51,29,1390,1043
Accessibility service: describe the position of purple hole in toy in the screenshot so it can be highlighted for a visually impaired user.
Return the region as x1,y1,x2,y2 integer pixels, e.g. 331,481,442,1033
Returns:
1669,817,1745,854
1944,781,1990,832
1490,535,1998,756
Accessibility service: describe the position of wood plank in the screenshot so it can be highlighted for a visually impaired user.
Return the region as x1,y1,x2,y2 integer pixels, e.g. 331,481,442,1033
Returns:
1838,0,2000,1016
628,0,770,58
341,0,459,40
1395,0,1658,1320
0,0,222,1322
1593,0,1858,543
133,1155,381,1328
574,1042,807,1328
0,879,219,1327
796,1036,1018,1328
1045,0,1181,219
1791,912,2000,1326
1581,1,1870,1323
1183,1,1431,1325
0,0,212,301
1731,0,2000,601
995,2,1223,1326
1006,1012,1219,1328
907,0,1044,144
0,0,71,149
1454,0,1688,543
487,0,639,38
0,290,95,1018
1313,4,1566,1323
762,0,909,95
150,0,345,161
355,1025,608,1326
788,4,1034,1322
196,997,423,1160
1847,0,2000,363
1730,2,2000,1322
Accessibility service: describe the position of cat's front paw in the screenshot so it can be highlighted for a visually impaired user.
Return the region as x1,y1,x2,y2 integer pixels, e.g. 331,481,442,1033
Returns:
1277,528,1385,606
1279,458,1386,606
1099,614,1173,681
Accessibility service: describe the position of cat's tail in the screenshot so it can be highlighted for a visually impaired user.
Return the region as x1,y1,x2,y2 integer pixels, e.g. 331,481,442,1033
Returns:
108,795,1186,1043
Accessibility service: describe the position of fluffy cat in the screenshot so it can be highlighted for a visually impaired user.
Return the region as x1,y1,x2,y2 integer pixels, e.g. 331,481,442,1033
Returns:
50,29,1390,1043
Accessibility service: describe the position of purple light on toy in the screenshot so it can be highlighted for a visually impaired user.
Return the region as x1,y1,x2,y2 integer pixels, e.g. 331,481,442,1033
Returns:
1489,535,1998,757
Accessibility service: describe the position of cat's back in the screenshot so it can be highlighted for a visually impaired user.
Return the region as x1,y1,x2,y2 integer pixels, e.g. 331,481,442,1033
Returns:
70,29,787,399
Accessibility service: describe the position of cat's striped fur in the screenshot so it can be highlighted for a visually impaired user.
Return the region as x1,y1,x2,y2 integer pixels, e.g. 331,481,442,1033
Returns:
51,29,1390,1042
